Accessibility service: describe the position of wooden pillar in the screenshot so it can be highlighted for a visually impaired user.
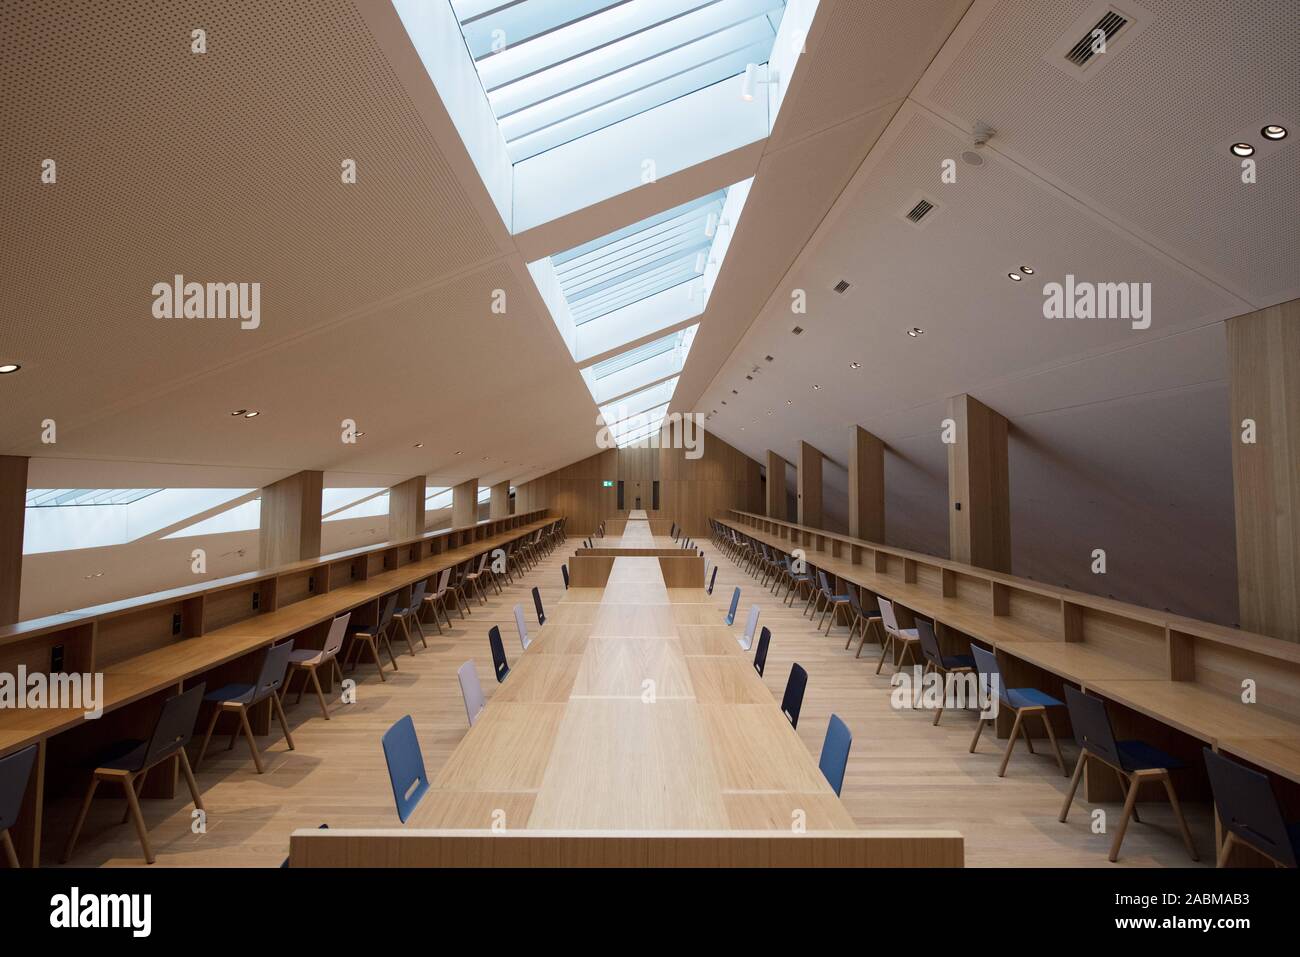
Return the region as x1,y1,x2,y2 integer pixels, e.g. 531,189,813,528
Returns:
388,476,426,540
489,481,511,519
765,451,788,520
797,441,823,528
947,394,1010,572
848,425,885,542
1228,299,1300,641
0,455,28,625
258,470,323,568
452,478,479,528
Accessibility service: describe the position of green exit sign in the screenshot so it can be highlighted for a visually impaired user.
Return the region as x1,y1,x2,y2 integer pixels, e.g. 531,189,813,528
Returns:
602,480,615,488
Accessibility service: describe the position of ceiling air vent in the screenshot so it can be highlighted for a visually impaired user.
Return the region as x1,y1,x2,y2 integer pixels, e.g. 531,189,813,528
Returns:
1045,2,1152,81
1064,10,1127,67
764,355,774,362
791,326,804,335
906,198,934,223
833,279,851,294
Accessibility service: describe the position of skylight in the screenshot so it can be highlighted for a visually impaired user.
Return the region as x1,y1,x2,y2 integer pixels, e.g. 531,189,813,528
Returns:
26,489,254,554
25,488,162,507
451,0,788,162
585,325,696,405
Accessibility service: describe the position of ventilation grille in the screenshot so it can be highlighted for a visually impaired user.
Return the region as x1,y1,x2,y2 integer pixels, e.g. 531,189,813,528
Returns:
1064,10,1128,67
791,326,804,335
833,279,851,294
906,199,935,223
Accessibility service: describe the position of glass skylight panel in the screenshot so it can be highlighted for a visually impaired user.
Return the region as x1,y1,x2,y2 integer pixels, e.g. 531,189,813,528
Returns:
587,325,696,403
599,377,678,424
25,488,162,508
426,486,454,510
607,402,670,442
321,487,385,517
451,0,787,161
324,492,390,523
27,489,253,554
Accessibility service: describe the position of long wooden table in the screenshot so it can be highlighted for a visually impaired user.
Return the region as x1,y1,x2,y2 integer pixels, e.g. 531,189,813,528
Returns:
290,522,963,867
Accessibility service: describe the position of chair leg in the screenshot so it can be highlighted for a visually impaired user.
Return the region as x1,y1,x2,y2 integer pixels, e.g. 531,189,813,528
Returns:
195,705,222,770
932,672,946,726
121,770,146,824
177,749,204,812
970,717,987,753
380,633,399,670
1,830,18,869
120,773,155,864
1115,768,1139,822
1060,749,1088,820
1020,719,1035,754
1160,772,1200,862
875,634,893,675
1040,710,1067,775
62,776,100,863
308,667,330,720
1108,772,1144,862
270,692,296,752
413,616,428,647
237,706,266,774
1000,711,1025,777
1216,831,1237,869
396,617,417,657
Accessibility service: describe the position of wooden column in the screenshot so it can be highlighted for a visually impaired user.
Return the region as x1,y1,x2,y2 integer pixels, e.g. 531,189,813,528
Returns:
0,455,28,625
258,470,323,568
489,480,511,519
848,425,885,542
1228,298,1300,641
765,451,788,520
388,476,426,541
947,395,1010,572
797,441,823,528
451,478,479,528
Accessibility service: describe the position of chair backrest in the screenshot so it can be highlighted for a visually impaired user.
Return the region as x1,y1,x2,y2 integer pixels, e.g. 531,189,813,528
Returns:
488,625,510,682
377,593,399,629
817,569,832,595
381,715,429,823
818,714,852,796
848,588,865,616
409,580,427,610
781,663,808,728
532,586,545,625
915,618,942,667
725,586,740,625
0,744,39,832
458,660,486,728
143,683,207,768
513,605,530,650
561,564,569,589
1203,748,1297,868
1062,686,1122,766
740,604,760,649
254,641,296,701
969,643,1007,707
876,597,900,635
753,627,771,677
707,565,718,595
476,552,489,573
435,567,451,594
322,612,353,658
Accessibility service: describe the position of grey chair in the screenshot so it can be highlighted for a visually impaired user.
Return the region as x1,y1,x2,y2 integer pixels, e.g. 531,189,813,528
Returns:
1204,748,1299,868
196,642,297,774
0,744,39,867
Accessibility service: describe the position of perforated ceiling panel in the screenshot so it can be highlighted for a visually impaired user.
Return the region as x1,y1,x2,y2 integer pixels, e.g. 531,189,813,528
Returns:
0,0,500,451
917,0,1300,305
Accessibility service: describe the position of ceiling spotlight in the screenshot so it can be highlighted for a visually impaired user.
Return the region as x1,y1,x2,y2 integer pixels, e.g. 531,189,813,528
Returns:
907,327,924,337
812,384,821,390
455,450,463,455
1231,142,1255,157
705,211,719,238
786,400,792,405
1019,265,1035,275
244,411,260,418
740,63,777,101
1008,272,1023,281
414,443,424,448
850,361,861,369
0,363,20,374
1262,124,1288,141
230,409,247,416
766,410,773,415
355,430,364,436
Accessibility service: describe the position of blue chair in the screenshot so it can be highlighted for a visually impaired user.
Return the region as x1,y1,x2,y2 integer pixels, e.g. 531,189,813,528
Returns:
915,619,975,726
0,744,38,868
488,625,511,683
845,589,882,656
561,564,569,589
1060,686,1198,863
814,570,853,633
1204,748,1299,868
781,663,808,729
969,644,1065,776
63,684,206,864
724,587,740,626
706,565,718,595
196,641,296,774
532,586,545,626
778,556,816,606
753,626,771,677
381,715,428,823
819,715,852,796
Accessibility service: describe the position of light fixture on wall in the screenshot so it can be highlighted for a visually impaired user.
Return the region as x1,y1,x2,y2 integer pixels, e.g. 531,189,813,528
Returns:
740,62,779,101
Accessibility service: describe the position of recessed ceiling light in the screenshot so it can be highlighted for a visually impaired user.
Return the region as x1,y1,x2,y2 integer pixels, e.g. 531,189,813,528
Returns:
786,400,792,406
230,409,247,416
355,430,364,436
812,384,821,390
0,363,21,374
849,361,861,369
1019,265,1035,275
907,327,924,337
1262,124,1288,141
1231,142,1255,157
243,410,260,418
1008,272,1023,281
455,450,463,455
766,410,773,415
414,443,423,448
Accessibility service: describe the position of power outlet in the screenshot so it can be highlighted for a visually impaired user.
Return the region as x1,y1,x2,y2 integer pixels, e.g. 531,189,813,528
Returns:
51,643,65,673
252,591,260,611
172,613,182,636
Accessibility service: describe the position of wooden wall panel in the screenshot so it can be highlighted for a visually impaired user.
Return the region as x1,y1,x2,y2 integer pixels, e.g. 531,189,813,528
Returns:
258,470,323,568
947,395,1011,573
451,478,478,528
848,426,885,542
387,476,425,541
489,481,511,520
766,450,788,520
797,441,823,527
0,455,27,626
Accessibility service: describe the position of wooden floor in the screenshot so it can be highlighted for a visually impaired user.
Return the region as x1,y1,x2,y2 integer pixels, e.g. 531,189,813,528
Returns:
43,526,1214,867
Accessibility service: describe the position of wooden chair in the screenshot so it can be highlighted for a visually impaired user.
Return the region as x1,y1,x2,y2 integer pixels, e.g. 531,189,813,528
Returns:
64,685,205,864
968,644,1066,776
196,642,297,775
448,562,475,617
346,594,399,679
0,744,38,868
391,581,428,657
283,612,351,720
513,604,531,651
463,552,496,604
458,661,486,727
1059,686,1198,863
915,618,975,726
736,604,760,651
423,568,453,633
815,570,853,634
846,589,883,656
875,598,920,674
1203,748,1299,868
